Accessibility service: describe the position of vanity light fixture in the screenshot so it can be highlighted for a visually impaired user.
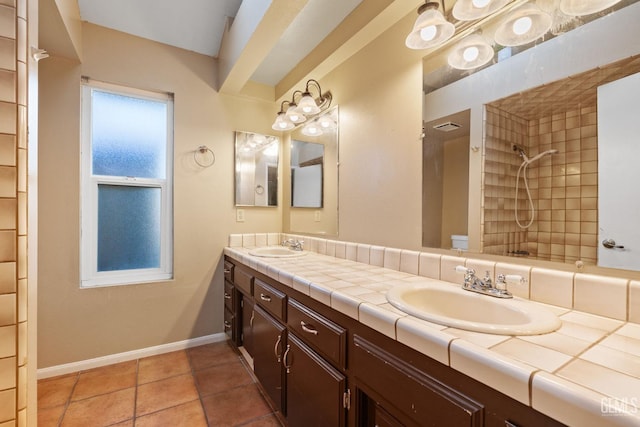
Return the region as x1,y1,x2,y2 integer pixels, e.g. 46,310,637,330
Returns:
447,34,494,69
272,79,332,132
494,3,552,46
559,0,622,16
405,1,456,49
452,0,511,21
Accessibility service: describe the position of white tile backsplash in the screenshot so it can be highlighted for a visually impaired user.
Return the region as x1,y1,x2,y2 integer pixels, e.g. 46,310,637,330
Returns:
530,268,574,308
383,248,401,271
629,281,640,323
574,274,628,320
399,250,419,275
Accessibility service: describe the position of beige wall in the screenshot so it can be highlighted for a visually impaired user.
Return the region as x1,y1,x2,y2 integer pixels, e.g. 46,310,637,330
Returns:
38,23,282,367
321,12,425,250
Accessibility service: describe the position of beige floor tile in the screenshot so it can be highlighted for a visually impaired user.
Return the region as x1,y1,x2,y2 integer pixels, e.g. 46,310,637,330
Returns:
61,387,135,427
136,373,199,416
72,361,137,401
137,350,190,384
135,400,207,427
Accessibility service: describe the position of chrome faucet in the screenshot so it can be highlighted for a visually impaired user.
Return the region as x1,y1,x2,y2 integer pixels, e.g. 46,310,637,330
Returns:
455,266,513,299
281,238,304,251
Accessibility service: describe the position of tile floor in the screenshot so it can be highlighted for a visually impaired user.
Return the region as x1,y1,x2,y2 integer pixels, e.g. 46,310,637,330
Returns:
37,341,285,426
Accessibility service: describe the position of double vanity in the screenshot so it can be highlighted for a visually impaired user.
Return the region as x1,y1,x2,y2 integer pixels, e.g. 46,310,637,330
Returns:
223,233,640,427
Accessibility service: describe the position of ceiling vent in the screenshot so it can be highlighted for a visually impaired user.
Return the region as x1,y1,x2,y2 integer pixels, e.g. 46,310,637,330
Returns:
433,121,462,132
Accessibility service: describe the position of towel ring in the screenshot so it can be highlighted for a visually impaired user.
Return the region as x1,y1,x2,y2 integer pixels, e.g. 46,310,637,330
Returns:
194,145,215,167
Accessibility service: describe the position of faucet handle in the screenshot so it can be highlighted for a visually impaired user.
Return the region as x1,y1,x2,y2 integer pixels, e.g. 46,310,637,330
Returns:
455,265,473,274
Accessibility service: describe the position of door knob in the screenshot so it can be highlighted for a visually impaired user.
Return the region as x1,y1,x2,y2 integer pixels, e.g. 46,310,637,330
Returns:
602,239,624,249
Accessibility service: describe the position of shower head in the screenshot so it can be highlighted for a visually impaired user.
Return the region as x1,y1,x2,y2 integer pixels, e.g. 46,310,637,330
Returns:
528,149,559,163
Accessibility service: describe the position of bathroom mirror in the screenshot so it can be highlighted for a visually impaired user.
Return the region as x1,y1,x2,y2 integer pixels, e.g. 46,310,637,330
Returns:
285,106,339,236
234,131,279,207
422,1,640,271
291,140,324,208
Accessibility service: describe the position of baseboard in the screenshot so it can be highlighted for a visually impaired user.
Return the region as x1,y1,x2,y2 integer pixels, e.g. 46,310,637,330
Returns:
37,332,228,380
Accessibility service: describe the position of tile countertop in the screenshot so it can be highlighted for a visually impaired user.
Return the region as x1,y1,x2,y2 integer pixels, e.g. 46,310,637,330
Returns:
224,242,640,427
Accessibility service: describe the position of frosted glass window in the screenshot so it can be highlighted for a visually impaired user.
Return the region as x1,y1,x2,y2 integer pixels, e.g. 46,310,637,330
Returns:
92,91,167,178
97,185,161,271
81,80,173,288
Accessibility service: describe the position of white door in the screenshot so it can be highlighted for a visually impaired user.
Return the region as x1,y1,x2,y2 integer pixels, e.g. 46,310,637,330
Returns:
597,71,640,271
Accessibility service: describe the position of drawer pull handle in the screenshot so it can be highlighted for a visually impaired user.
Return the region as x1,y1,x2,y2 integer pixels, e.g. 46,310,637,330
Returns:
274,334,283,362
283,344,292,373
260,293,272,302
224,269,231,274
223,320,231,329
250,310,255,328
300,321,318,335
224,292,232,300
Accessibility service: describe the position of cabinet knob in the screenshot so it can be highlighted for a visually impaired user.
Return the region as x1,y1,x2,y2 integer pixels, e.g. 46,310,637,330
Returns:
301,320,319,335
260,293,272,302
283,345,292,374
274,334,283,362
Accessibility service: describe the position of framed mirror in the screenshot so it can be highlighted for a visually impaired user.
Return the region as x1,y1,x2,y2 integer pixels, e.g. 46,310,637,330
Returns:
234,131,279,207
285,106,339,236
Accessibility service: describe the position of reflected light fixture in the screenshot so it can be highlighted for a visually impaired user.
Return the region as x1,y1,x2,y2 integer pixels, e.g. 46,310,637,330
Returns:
447,34,494,69
272,79,332,132
302,121,323,137
405,1,455,49
559,0,623,16
452,0,510,20
494,4,552,46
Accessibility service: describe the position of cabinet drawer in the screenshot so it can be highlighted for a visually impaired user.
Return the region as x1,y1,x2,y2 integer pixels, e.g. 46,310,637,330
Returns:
288,299,347,370
234,267,253,296
254,279,287,322
224,280,235,311
224,260,234,282
353,335,483,427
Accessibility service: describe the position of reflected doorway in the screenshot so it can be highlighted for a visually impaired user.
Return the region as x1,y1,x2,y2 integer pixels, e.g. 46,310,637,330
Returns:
422,110,470,249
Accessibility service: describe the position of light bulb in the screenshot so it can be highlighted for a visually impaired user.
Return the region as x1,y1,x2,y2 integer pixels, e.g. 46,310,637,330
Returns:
420,25,437,42
513,16,532,35
472,0,491,7
463,46,480,62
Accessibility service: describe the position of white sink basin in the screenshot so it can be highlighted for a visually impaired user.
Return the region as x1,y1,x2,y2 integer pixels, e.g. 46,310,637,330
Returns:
386,281,561,335
248,247,308,258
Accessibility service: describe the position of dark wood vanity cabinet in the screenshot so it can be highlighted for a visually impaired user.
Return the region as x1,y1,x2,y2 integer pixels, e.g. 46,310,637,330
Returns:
285,333,347,427
224,257,563,427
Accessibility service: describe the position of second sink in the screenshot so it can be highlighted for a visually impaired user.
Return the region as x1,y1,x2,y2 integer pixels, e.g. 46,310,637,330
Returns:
248,247,308,258
386,280,561,335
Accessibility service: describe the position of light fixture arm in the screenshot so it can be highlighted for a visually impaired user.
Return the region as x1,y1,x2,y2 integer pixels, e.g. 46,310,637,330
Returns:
303,79,332,109
418,1,441,14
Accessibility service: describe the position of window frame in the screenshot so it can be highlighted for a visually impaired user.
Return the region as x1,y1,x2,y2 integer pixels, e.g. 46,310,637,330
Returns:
80,79,174,288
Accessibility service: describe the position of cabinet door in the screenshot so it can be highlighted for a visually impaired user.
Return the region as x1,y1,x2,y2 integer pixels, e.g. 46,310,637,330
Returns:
285,333,347,427
253,305,286,413
241,296,255,356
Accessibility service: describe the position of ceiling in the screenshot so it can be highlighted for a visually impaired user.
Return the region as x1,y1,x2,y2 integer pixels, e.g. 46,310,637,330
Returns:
75,0,365,86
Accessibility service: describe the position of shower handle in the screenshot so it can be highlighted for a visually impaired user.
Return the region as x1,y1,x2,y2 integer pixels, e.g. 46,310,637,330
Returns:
602,239,624,249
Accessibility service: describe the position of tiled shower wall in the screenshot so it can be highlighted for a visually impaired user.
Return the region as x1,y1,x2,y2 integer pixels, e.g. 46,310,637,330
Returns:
0,0,29,425
482,105,598,265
